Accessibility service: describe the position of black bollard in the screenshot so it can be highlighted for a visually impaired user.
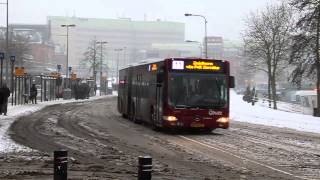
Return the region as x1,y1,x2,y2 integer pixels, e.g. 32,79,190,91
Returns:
138,156,152,180
54,150,68,180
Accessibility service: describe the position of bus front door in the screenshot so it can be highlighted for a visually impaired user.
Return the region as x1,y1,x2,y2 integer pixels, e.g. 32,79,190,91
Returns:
154,83,163,127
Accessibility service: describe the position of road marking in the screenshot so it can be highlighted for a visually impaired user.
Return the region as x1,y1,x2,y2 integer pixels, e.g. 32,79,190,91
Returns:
179,135,312,180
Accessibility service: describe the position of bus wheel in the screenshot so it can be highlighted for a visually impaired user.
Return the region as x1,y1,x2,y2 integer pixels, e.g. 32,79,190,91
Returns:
204,128,214,134
122,114,127,118
129,103,135,121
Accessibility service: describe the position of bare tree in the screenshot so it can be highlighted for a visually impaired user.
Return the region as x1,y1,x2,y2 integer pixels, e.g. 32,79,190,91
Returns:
0,32,31,67
289,0,320,115
81,39,108,80
243,3,294,109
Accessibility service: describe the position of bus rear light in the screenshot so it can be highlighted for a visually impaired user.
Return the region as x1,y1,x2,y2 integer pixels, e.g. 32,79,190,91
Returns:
217,117,229,123
163,116,178,122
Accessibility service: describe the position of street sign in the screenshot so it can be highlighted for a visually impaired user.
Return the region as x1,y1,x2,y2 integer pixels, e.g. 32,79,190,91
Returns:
0,52,4,59
57,64,62,72
68,67,72,71
10,56,15,62
15,67,25,76
51,72,61,78
71,73,77,80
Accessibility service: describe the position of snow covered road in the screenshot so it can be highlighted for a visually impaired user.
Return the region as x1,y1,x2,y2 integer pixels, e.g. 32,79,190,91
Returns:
0,92,318,179
6,96,320,179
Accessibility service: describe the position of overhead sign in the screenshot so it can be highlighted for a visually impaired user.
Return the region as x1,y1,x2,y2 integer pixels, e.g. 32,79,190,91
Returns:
185,61,221,71
151,64,158,71
172,61,184,70
172,60,224,72
148,64,158,71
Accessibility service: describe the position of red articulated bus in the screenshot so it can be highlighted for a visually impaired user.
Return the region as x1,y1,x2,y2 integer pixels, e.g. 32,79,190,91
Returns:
118,58,235,131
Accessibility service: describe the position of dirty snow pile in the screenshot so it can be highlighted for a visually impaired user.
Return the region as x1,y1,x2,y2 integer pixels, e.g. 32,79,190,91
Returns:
230,90,320,134
0,95,110,153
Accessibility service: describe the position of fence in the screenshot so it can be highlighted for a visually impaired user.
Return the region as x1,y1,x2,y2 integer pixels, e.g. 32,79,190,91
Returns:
10,75,61,105
7,75,110,106
249,96,304,114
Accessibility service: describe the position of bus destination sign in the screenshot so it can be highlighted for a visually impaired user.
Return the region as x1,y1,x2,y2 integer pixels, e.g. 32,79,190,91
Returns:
172,60,224,72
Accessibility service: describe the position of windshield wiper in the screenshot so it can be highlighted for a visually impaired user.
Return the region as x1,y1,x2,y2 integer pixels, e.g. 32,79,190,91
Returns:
175,104,192,108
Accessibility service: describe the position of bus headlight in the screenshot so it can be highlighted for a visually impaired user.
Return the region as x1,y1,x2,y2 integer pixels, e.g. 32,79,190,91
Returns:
217,117,229,123
163,116,178,122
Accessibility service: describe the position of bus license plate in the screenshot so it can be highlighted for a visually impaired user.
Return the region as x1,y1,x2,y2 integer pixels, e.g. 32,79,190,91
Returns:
191,122,205,128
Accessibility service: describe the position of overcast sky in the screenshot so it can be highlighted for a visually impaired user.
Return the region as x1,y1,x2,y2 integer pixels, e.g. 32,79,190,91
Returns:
0,0,278,41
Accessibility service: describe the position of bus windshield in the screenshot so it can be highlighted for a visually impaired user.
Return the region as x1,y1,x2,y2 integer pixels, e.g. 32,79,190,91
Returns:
168,73,228,109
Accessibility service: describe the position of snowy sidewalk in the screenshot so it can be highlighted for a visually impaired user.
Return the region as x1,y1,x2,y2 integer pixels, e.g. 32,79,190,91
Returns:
231,90,320,134
0,95,111,153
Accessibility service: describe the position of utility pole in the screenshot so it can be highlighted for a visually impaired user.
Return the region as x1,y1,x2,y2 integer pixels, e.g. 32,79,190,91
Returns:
6,0,8,85
0,0,10,85
93,40,96,85
60,24,76,79
123,47,127,67
185,13,208,58
114,48,123,84
96,41,108,96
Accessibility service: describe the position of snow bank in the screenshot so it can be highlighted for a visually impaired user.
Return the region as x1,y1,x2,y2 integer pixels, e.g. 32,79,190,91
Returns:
231,91,320,134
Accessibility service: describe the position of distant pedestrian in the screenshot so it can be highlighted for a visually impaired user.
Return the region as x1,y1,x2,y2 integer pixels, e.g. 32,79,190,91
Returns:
30,84,38,104
85,84,90,98
74,84,79,100
1,84,10,116
94,84,97,95
251,86,257,106
0,87,4,115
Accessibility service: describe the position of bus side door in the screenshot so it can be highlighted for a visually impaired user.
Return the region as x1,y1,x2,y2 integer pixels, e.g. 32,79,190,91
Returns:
154,70,164,126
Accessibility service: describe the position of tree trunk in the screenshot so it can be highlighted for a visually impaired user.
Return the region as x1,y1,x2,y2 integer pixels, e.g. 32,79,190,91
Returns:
297,70,302,90
267,60,272,108
268,77,271,108
271,74,278,109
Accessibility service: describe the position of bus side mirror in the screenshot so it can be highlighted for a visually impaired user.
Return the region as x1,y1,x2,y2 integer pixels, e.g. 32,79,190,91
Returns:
156,71,164,87
229,76,235,88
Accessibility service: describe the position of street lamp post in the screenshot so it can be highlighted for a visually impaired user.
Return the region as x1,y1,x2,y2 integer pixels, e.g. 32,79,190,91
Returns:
10,55,15,106
60,24,76,79
123,47,127,67
185,40,202,58
0,52,4,87
114,48,123,85
96,41,108,96
0,0,9,84
185,13,208,58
